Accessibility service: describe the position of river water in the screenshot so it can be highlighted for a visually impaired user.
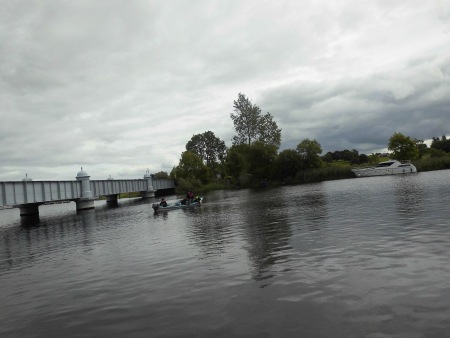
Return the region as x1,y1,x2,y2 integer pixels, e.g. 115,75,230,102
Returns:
1,170,449,338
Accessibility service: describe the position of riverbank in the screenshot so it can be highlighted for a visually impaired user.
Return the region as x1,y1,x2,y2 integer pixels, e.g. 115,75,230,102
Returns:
171,154,450,194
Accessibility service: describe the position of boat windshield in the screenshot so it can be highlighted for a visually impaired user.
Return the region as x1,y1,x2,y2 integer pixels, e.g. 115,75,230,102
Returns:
376,161,395,167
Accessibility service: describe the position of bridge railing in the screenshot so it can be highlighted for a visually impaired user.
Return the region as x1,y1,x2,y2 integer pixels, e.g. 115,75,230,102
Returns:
151,178,176,190
90,180,147,197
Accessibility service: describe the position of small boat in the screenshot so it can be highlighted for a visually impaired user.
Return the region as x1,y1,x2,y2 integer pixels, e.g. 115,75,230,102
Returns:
152,198,203,212
352,159,417,177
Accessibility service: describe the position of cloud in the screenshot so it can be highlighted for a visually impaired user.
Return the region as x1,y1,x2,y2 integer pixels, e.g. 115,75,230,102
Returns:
0,1,449,180
261,54,450,153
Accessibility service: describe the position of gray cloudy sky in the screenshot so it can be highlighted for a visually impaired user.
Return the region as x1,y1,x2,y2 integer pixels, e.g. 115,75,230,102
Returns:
1,0,449,180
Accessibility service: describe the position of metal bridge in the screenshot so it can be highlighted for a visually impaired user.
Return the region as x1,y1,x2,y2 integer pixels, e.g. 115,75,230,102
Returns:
0,169,175,217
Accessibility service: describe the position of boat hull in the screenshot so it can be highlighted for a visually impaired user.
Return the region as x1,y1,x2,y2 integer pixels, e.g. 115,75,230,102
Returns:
352,160,417,177
352,167,417,177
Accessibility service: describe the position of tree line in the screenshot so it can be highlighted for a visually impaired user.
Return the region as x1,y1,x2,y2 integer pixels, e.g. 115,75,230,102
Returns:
159,93,449,192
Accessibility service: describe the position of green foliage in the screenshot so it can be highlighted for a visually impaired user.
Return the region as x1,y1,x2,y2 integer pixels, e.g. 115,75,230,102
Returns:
368,154,381,165
413,138,428,158
175,177,203,195
174,151,210,183
153,171,169,179
225,144,248,179
231,93,260,146
431,135,450,153
186,131,227,172
359,154,369,164
231,93,281,149
322,152,333,163
296,138,323,168
323,149,359,163
388,132,419,160
413,154,450,171
246,142,278,182
258,112,282,148
429,148,447,157
294,166,354,184
325,161,351,168
276,149,302,180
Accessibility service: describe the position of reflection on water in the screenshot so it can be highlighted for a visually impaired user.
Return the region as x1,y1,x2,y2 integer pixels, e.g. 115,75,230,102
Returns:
1,171,450,337
394,175,425,219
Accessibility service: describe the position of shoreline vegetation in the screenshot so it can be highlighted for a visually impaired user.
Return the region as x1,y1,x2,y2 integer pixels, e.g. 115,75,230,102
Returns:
164,94,450,196
177,154,450,195
111,154,450,200
239,155,449,189
206,153,450,193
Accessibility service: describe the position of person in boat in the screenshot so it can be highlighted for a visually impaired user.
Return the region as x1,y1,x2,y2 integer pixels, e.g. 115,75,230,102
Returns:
186,191,194,202
194,196,201,203
159,198,168,207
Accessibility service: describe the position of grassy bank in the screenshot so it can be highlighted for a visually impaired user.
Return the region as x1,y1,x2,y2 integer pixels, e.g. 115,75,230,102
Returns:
413,155,450,171
293,166,355,184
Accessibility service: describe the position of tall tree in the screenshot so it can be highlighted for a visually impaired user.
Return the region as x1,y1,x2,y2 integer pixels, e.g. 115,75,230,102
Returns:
225,144,248,181
174,151,210,183
257,112,282,148
276,149,302,180
431,134,450,153
230,93,281,149
246,142,278,182
153,171,169,179
186,131,227,169
388,132,419,160
413,138,428,158
296,138,323,168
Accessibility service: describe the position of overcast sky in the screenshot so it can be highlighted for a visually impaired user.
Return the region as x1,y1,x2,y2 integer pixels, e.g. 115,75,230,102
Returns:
1,0,449,181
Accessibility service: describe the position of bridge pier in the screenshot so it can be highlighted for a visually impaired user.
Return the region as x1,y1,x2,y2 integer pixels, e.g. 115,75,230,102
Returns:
75,168,95,210
105,194,118,206
19,203,40,216
140,169,155,198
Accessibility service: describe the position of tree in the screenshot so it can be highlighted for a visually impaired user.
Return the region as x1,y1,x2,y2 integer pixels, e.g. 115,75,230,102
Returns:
153,171,169,179
257,112,282,148
322,152,333,163
431,134,450,153
413,138,428,158
175,151,210,183
368,153,381,165
387,132,419,160
230,93,281,149
358,154,369,164
296,138,323,168
276,149,302,180
225,144,248,180
186,131,227,176
246,142,278,182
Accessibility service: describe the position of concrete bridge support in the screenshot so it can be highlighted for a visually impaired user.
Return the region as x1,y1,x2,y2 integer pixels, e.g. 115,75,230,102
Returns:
105,194,118,205
140,169,155,198
19,203,40,216
75,168,95,210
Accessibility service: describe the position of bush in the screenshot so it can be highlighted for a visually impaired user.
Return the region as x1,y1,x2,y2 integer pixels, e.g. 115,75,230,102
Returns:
413,155,450,171
174,177,203,195
294,166,355,184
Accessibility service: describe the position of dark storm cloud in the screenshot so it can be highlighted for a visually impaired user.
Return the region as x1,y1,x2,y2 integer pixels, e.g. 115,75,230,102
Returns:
260,54,450,153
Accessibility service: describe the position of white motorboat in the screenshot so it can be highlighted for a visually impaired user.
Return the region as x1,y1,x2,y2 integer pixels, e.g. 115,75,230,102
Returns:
352,159,417,177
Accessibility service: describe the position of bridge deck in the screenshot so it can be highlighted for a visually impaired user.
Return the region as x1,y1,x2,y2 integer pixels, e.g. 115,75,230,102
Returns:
0,179,174,207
